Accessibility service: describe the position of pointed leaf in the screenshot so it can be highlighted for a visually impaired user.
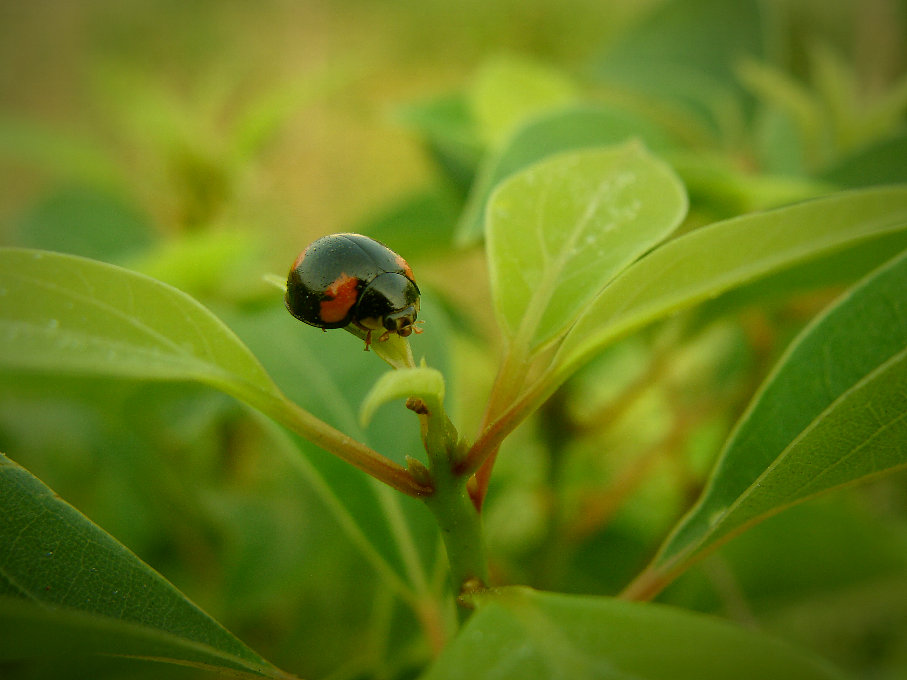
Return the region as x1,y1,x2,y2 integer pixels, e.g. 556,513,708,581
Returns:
650,249,907,579
555,186,907,385
0,453,290,677
456,105,674,244
487,143,687,351
421,587,845,680
0,248,277,400
468,56,578,147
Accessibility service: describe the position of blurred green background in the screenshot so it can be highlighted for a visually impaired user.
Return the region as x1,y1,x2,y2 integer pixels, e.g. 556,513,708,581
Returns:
2,1,907,679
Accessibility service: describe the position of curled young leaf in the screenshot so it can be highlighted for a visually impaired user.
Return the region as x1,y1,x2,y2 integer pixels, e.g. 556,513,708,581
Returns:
360,366,446,427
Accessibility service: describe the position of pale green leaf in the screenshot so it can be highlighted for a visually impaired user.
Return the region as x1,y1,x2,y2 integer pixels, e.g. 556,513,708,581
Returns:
0,453,291,677
456,105,674,244
649,249,907,575
0,248,277,401
555,186,907,385
468,56,578,147
421,587,845,680
487,143,687,351
360,367,446,427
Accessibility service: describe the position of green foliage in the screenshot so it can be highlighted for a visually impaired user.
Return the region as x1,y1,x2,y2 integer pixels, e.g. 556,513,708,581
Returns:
0,453,286,678
554,186,907,385
424,588,846,680
486,143,687,351
2,1,907,678
630,250,907,596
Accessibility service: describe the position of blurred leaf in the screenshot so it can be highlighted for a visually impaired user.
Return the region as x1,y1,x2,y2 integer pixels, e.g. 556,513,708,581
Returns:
0,454,290,678
357,188,461,259
468,56,578,147
422,587,845,680
230,68,349,164
457,105,675,244
395,94,483,195
590,0,763,140
13,185,154,261
360,367,445,427
487,143,687,351
555,186,907,386
666,150,831,217
820,134,907,188
0,115,122,189
126,229,265,301
644,249,907,586
737,59,826,168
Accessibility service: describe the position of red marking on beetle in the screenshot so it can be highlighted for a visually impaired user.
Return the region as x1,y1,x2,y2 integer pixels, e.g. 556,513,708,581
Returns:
292,248,308,270
320,273,359,323
395,254,415,281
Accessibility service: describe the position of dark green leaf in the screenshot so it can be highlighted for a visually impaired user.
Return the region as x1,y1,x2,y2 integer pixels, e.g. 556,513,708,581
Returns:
0,453,290,677
650,249,907,578
421,587,845,680
820,134,907,188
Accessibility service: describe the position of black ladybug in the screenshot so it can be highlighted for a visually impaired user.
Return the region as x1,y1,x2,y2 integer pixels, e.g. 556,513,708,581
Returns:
285,233,421,349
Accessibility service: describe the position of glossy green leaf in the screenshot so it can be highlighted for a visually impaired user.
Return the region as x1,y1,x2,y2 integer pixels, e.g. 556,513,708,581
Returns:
0,453,291,677
0,248,276,400
555,186,907,385
648,249,907,576
360,367,445,427
421,587,845,680
456,105,674,244
487,143,688,351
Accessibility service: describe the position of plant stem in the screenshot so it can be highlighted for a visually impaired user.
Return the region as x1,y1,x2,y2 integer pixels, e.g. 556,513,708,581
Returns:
423,463,489,598
418,400,489,600
236,382,432,498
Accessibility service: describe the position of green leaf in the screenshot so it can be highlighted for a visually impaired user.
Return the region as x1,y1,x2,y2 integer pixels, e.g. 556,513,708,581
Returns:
456,105,674,244
0,248,276,400
0,248,420,498
13,186,154,262
590,0,764,140
647,249,907,577
468,56,578,148
0,115,122,188
0,453,290,677
360,367,446,427
421,587,845,680
820,133,907,188
555,186,907,385
487,143,688,352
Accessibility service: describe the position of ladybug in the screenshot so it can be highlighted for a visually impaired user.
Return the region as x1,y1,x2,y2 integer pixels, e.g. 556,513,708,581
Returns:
285,233,422,349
